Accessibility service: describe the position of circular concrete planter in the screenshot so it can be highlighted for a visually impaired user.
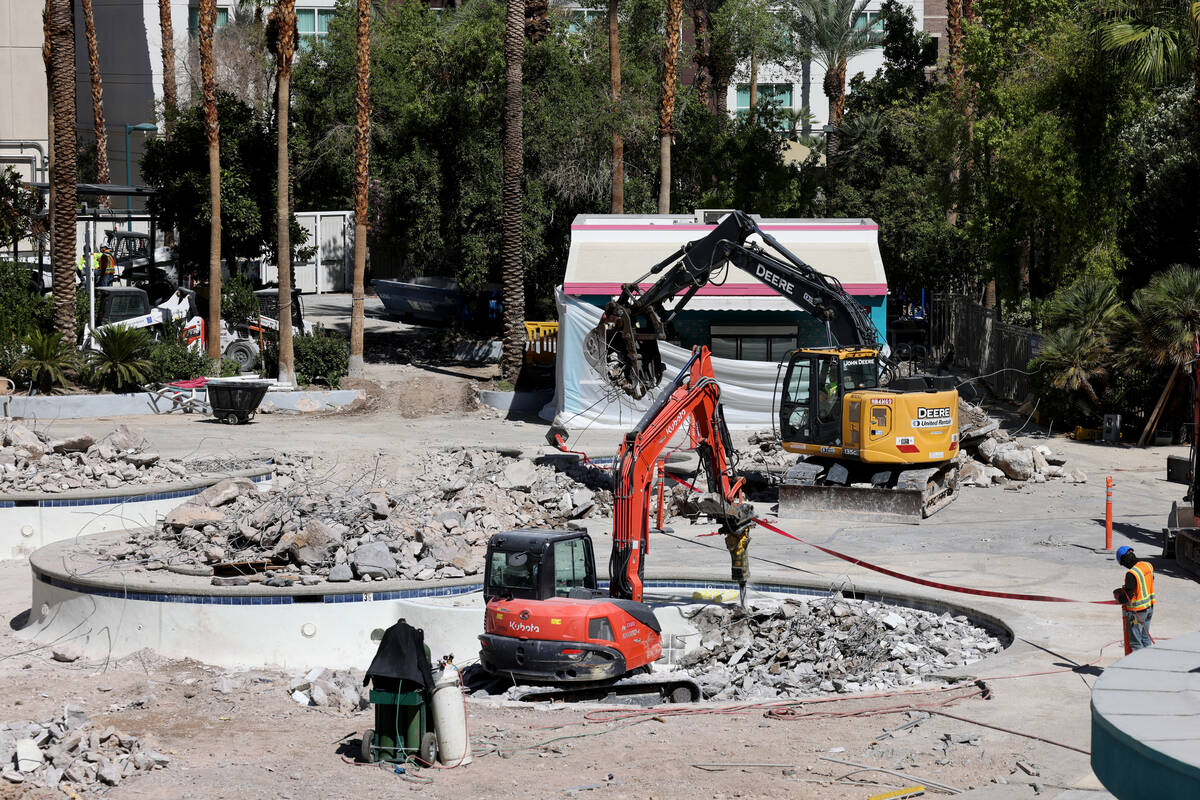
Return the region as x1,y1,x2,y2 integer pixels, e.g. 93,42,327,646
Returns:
20,531,1013,673
0,464,274,561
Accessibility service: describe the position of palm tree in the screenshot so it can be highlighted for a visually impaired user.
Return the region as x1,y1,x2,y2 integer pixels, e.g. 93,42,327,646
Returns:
1125,265,1200,442
1032,275,1128,413
47,0,76,337
791,0,876,127
348,0,370,378
499,0,526,379
81,0,109,202
658,0,684,213
1032,326,1109,409
1098,1,1200,262
159,0,177,128
199,0,222,360
270,0,297,386
609,0,624,213
791,0,876,190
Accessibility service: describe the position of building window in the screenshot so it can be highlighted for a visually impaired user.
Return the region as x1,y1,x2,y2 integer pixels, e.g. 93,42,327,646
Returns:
566,9,605,34
710,325,798,362
735,83,794,130
188,6,229,34
853,11,884,38
297,8,336,48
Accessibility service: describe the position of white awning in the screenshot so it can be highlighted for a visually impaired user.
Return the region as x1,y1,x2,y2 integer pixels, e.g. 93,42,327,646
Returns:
562,214,888,298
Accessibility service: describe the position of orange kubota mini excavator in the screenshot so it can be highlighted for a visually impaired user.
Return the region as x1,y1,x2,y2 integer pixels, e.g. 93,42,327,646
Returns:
477,348,753,701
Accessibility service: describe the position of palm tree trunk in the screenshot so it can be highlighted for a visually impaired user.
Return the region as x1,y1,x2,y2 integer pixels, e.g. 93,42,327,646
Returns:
81,0,109,207
748,54,758,126
826,57,847,125
500,0,526,380
1194,38,1200,263
349,0,371,378
609,0,623,213
691,1,714,112
801,56,811,136
159,0,177,129
947,0,963,101
42,0,55,314
657,0,682,214
274,0,296,385
48,0,76,338
199,0,222,360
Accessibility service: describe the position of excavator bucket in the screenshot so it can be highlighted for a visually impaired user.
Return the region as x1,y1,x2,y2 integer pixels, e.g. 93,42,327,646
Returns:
777,462,959,523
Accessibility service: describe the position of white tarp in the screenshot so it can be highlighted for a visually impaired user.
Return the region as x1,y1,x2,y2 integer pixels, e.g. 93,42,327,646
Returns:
543,289,786,430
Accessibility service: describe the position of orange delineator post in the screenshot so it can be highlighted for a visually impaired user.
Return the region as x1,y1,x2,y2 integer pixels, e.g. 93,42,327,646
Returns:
1105,476,1114,551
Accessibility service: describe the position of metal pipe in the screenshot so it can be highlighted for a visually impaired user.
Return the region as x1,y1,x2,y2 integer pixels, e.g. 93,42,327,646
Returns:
0,141,47,180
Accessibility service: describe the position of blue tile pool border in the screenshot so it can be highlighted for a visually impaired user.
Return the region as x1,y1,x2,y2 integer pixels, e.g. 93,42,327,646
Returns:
33,471,272,508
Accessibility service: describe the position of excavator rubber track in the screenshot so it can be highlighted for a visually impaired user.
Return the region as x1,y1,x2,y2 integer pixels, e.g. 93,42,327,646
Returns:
511,672,702,704
777,458,959,523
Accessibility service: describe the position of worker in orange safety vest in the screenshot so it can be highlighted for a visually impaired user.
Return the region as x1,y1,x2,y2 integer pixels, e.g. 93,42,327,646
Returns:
1112,546,1155,651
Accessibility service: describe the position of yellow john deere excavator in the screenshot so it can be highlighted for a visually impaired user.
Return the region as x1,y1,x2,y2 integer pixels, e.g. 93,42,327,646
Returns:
585,211,960,520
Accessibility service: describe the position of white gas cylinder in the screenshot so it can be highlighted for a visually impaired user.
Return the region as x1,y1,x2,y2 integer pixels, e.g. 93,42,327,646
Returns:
431,664,472,765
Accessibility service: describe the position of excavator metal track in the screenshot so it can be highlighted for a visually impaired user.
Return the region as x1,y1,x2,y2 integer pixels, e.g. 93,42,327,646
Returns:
777,458,959,523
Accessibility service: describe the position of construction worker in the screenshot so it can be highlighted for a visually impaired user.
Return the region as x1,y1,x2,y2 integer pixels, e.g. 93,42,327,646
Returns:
76,249,98,286
1112,546,1155,651
96,244,117,286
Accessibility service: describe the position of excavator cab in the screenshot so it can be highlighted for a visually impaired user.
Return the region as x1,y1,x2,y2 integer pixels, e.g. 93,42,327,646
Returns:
780,348,881,446
483,530,600,603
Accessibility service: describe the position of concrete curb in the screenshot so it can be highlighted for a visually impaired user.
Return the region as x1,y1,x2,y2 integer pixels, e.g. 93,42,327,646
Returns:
477,388,553,413
1,389,363,419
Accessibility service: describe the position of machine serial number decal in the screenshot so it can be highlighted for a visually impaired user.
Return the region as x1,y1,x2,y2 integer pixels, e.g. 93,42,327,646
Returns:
896,436,915,446
870,397,893,405
929,452,945,459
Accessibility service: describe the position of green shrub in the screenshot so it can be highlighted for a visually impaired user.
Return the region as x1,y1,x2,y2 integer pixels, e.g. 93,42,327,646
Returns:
222,273,260,331
219,357,242,377
16,331,76,394
0,261,53,342
148,338,215,384
150,319,215,383
86,326,153,393
294,325,349,387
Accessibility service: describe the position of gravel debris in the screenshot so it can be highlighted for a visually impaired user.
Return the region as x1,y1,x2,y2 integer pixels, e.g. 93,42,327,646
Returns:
676,594,1002,701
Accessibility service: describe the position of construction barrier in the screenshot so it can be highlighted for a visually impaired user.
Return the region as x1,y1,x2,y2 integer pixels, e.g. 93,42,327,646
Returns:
524,321,558,365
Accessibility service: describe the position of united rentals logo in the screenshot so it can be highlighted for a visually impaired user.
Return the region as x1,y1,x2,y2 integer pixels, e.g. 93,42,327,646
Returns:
911,407,952,429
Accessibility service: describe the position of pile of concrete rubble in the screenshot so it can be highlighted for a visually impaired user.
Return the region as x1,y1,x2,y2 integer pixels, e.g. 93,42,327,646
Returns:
1,706,170,790
0,422,259,494
104,448,613,585
677,595,1001,701
286,667,370,712
956,400,1084,487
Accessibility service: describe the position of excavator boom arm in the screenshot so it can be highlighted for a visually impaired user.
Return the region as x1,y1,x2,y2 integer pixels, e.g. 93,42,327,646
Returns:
608,348,753,602
588,210,882,399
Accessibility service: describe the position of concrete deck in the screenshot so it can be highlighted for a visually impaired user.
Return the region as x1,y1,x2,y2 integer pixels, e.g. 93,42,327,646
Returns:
1091,631,1200,799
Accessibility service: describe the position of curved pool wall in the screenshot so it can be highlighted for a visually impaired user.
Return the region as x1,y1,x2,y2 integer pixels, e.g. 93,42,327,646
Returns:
1,465,274,561
1090,630,1200,800
22,535,1013,672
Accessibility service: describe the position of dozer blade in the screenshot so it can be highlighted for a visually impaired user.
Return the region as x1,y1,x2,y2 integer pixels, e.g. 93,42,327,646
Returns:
777,463,959,524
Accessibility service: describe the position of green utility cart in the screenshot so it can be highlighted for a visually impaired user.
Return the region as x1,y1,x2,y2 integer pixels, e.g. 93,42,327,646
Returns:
360,678,438,765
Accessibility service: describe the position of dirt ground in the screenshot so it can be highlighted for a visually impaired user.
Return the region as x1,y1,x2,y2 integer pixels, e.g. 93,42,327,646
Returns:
2,314,1188,799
